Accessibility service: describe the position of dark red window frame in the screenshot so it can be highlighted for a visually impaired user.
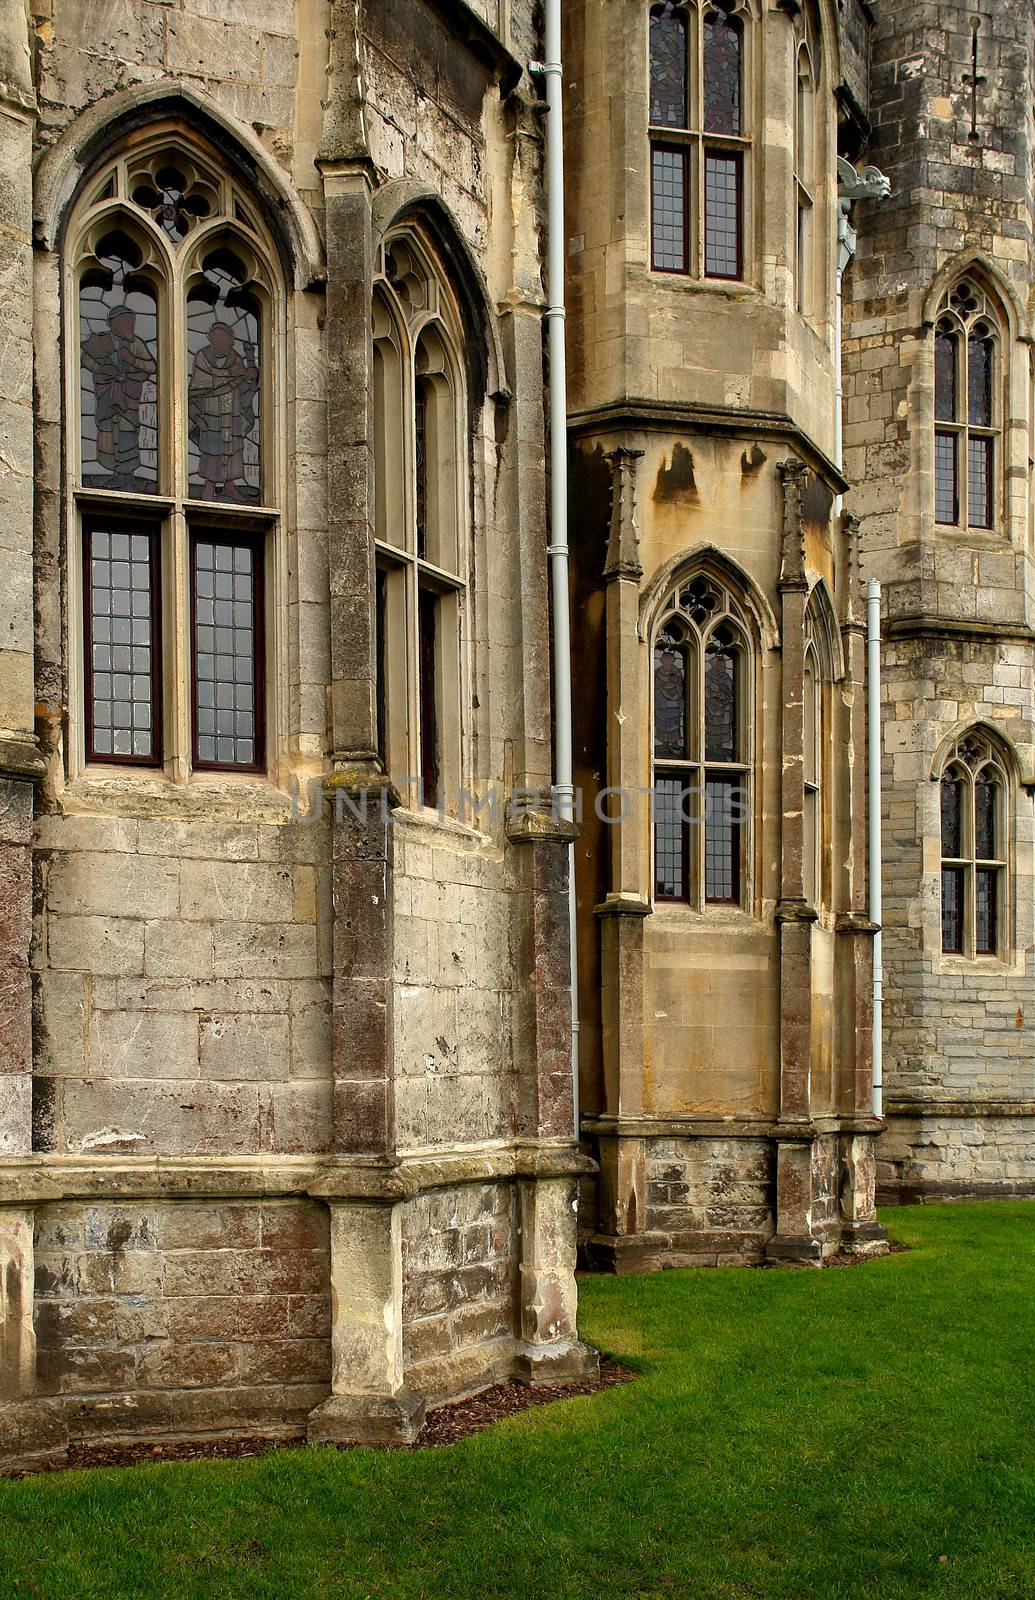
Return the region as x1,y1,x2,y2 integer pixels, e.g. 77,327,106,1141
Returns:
82,515,163,767
189,526,266,774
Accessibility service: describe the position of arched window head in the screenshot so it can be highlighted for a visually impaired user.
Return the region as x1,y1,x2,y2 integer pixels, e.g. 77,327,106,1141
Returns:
372,228,467,813
648,1,752,281
933,278,1002,531
939,732,1009,957
68,128,282,775
652,573,752,908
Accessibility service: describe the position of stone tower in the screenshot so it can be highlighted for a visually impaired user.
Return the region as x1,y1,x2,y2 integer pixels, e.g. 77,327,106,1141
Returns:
846,0,1035,1199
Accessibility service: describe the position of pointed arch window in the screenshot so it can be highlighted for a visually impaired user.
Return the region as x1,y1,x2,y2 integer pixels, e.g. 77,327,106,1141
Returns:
71,134,279,774
652,575,752,906
794,43,816,315
940,733,1009,957
648,1,751,280
934,280,1001,531
372,233,466,813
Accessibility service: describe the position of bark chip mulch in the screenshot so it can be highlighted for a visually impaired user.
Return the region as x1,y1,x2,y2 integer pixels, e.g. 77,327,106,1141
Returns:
2,1360,635,1479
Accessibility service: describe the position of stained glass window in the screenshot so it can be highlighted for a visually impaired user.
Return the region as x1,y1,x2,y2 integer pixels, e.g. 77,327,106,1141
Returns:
934,327,957,422
704,153,741,279
703,9,741,134
704,631,737,760
187,248,262,504
940,775,963,859
975,777,997,860
85,523,158,762
192,537,262,769
968,329,992,426
415,378,429,561
79,232,159,493
932,286,1000,531
654,631,688,758
131,163,212,245
941,748,1006,957
651,146,688,272
650,4,688,128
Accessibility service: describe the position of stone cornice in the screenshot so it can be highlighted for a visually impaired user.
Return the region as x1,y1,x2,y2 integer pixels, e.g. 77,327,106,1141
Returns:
566,400,849,494
885,615,1035,645
582,1113,884,1140
420,0,523,94
0,1143,593,1207
885,1098,1035,1120
0,732,45,785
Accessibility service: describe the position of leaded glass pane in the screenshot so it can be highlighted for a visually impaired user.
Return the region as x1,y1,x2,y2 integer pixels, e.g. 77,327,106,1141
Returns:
704,634,737,761
703,10,741,134
968,330,993,426
87,524,156,760
194,538,259,767
976,868,998,955
705,776,739,902
967,435,993,528
941,866,964,953
187,249,262,504
941,775,963,858
934,431,958,524
654,633,688,759
651,146,688,272
79,234,158,493
704,152,741,279
975,777,997,859
654,776,686,899
934,328,957,422
650,4,688,128
415,379,429,560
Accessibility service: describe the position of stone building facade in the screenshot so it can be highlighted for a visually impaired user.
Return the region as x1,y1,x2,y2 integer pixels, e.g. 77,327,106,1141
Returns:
566,0,886,1267
844,0,1035,1202
0,0,596,1470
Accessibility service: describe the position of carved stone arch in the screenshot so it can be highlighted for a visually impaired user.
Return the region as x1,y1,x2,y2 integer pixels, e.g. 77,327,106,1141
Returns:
33,82,325,291
929,720,1025,785
804,576,845,681
639,542,779,648
920,251,1029,344
372,180,509,405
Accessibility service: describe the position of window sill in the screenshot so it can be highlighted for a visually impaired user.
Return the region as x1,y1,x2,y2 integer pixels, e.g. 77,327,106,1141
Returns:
391,803,496,848
647,272,757,300
650,900,757,927
57,767,295,823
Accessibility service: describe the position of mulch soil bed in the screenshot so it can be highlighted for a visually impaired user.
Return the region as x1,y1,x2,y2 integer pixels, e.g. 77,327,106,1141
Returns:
2,1360,635,1480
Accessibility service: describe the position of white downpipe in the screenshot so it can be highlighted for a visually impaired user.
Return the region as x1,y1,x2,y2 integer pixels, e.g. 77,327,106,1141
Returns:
867,578,883,1120
533,7,580,1129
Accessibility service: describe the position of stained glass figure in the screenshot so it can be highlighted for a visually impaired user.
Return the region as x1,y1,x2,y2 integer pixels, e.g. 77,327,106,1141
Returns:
935,325,957,421
941,774,963,858
650,4,688,128
654,631,688,758
193,538,260,767
415,378,429,560
187,248,262,504
79,232,158,492
974,776,997,860
704,629,738,761
703,9,741,134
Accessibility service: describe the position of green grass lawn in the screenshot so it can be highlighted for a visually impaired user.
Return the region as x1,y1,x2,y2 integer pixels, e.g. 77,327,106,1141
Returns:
2,1203,1034,1600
